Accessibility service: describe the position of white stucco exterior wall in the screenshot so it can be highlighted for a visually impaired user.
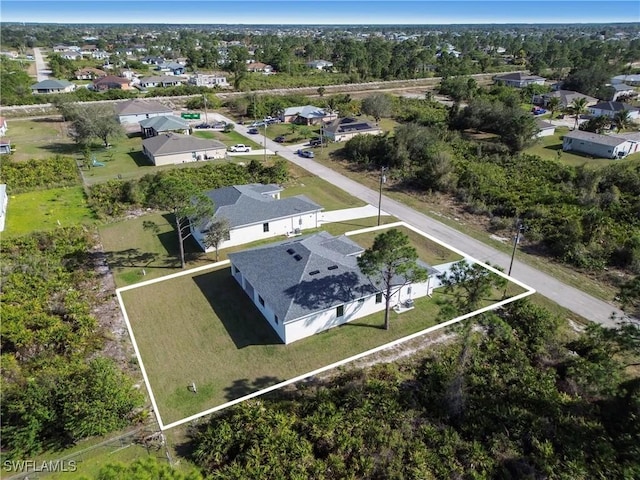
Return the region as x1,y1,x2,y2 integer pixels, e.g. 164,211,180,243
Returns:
146,147,226,166
192,212,320,252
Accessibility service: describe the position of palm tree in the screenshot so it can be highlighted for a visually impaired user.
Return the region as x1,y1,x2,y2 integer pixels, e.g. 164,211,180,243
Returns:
568,97,589,130
612,110,633,133
547,97,561,119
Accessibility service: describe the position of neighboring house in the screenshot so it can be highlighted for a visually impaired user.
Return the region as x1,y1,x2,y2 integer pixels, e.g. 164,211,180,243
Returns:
115,99,173,124
142,132,226,166
0,117,7,136
281,105,338,125
0,184,7,232
323,117,383,142
246,62,273,73
59,50,82,61
588,101,640,120
610,83,636,101
189,73,229,88
612,74,640,86
227,231,435,344
139,115,190,138
138,75,185,88
92,75,132,91
191,183,323,252
75,67,107,80
141,56,165,65
537,90,598,109
494,72,546,88
91,50,110,60
306,59,333,70
534,119,556,138
31,79,76,94
155,62,185,75
0,139,11,154
562,130,640,159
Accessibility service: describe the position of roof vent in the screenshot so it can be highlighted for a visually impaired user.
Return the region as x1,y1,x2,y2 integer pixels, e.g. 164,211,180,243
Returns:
293,254,302,261
309,270,320,275
286,248,295,255
328,265,338,270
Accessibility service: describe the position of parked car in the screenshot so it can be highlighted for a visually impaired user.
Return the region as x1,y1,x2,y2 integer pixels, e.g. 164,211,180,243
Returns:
249,121,266,127
211,122,227,130
532,107,547,115
274,135,286,143
194,123,211,129
229,144,251,152
298,149,315,158
247,127,259,134
309,138,323,147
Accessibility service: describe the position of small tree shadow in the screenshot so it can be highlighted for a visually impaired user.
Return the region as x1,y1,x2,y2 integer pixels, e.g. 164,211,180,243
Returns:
223,376,283,401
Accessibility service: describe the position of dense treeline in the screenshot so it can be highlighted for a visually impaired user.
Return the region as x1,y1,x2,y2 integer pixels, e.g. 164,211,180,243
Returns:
1,156,80,193
173,301,639,479
88,160,289,218
342,120,640,272
1,228,144,456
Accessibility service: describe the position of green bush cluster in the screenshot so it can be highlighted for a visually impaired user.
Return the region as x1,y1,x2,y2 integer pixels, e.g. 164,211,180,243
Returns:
1,228,144,456
2,156,80,193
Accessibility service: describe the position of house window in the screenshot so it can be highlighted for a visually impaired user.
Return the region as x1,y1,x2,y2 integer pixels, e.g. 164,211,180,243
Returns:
275,315,279,324
336,305,344,317
224,231,231,241
258,295,265,307
234,265,240,275
375,293,383,304
263,222,269,232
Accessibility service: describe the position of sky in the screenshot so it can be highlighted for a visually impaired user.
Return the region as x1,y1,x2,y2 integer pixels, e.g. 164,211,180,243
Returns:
1,0,638,25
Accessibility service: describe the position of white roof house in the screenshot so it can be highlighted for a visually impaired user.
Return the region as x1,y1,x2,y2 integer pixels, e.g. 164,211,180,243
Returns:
281,105,337,125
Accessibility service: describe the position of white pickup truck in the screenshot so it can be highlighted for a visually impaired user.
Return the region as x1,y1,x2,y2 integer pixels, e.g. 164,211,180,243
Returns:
228,144,251,153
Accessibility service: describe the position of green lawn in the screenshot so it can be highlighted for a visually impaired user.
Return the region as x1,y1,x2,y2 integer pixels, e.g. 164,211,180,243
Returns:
4,186,95,236
121,265,449,425
193,129,263,149
348,225,463,266
526,127,640,167
6,117,76,161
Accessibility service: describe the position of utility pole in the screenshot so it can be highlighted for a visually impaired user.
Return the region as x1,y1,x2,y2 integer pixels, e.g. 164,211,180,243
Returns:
507,220,525,277
263,121,267,163
377,166,387,226
202,94,208,124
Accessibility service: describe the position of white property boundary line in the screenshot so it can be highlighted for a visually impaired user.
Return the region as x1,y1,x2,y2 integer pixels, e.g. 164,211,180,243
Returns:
116,222,535,431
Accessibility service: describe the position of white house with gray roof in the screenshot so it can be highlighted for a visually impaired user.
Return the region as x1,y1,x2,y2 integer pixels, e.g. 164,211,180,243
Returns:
281,105,338,125
228,232,434,344
115,99,173,124
562,130,639,159
142,133,226,166
192,184,323,251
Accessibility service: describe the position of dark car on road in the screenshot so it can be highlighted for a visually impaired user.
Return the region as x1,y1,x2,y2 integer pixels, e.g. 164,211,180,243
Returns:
274,135,286,143
194,123,211,129
309,138,324,147
297,149,315,158
247,127,259,134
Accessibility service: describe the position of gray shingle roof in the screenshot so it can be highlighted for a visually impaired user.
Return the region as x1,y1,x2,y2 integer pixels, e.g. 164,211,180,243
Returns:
283,105,328,119
495,72,546,82
611,83,634,91
543,90,598,106
31,79,74,89
139,75,184,84
564,130,629,147
139,115,189,131
115,99,173,116
142,133,226,156
228,232,375,323
200,184,322,229
591,101,640,113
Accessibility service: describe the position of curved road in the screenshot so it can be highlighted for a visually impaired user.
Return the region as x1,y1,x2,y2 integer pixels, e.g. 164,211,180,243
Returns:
210,113,633,328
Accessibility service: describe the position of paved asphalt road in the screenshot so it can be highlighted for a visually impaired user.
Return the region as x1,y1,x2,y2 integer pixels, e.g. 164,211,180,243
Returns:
33,48,52,82
211,113,633,327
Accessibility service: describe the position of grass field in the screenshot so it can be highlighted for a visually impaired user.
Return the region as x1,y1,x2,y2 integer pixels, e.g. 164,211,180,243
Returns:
121,264,448,425
4,186,96,236
348,225,463,266
6,117,76,161
193,129,263,149
525,127,640,167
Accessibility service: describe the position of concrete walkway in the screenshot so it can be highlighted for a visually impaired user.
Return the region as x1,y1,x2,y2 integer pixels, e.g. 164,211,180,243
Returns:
319,205,388,224
32,48,52,82
214,112,632,327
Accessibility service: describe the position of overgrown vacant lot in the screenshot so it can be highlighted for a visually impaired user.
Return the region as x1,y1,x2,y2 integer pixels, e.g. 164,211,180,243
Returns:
5,186,95,236
121,265,443,425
